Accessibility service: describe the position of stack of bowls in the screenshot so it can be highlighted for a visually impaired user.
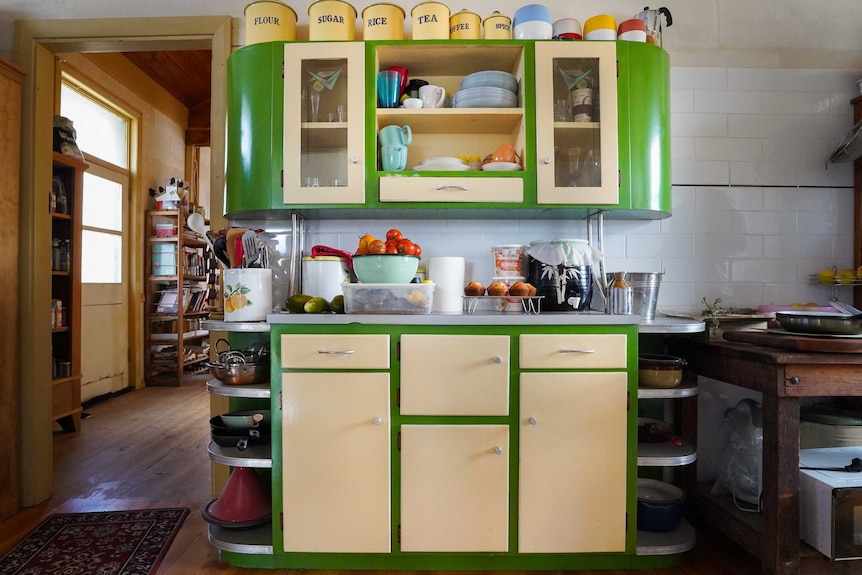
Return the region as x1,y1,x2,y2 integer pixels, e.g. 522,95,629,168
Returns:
512,4,552,39
453,71,519,108
411,157,471,171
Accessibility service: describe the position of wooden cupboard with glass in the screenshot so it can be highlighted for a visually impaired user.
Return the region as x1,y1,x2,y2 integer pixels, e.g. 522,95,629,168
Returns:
51,151,86,432
225,40,670,218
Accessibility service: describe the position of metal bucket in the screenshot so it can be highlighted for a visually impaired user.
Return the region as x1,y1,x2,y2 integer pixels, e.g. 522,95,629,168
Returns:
244,1,297,44
625,272,663,320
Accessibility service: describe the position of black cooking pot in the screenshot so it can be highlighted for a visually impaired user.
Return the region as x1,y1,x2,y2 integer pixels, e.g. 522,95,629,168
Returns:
210,414,271,451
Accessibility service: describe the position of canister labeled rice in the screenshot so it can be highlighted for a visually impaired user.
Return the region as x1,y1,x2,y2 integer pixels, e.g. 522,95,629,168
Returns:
244,1,297,44
362,3,405,40
308,0,357,41
449,9,480,40
411,1,450,40
483,11,511,39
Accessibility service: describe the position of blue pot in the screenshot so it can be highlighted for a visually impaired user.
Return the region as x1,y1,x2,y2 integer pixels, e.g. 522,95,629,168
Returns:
636,478,686,532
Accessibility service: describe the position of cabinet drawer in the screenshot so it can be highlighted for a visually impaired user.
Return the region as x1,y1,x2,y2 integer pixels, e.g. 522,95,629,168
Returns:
52,378,81,418
400,334,509,415
281,334,389,369
519,334,627,369
379,176,523,203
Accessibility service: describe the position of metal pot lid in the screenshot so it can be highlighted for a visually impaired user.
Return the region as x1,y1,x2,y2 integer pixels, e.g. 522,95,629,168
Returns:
638,354,686,369
636,478,685,503
801,406,862,426
828,117,862,163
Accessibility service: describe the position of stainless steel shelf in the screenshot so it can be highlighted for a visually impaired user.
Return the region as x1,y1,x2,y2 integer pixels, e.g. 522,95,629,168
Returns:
202,319,272,333
637,440,697,467
207,442,272,468
206,378,271,399
208,523,273,554
638,381,699,400
635,518,697,556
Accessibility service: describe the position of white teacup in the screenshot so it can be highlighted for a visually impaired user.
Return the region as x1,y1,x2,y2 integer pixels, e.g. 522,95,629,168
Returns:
403,97,423,109
419,84,446,109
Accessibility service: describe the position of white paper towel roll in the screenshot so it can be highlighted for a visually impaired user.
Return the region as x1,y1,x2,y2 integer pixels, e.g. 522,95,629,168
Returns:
427,256,465,313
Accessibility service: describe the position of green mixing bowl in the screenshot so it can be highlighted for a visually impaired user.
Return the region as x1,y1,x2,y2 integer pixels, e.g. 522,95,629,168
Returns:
352,254,420,283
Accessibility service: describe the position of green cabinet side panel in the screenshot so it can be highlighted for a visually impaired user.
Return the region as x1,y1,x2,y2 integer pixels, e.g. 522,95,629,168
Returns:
616,42,671,214
226,41,285,214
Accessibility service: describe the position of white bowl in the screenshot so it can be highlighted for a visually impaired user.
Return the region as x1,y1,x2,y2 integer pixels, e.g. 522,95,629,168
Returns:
513,21,552,40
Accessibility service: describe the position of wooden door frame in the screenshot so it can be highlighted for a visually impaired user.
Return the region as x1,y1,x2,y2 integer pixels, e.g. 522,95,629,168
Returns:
14,16,231,506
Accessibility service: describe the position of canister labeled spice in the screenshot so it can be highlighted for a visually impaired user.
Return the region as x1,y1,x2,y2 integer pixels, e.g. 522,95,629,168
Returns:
483,11,511,39
308,0,357,41
362,3,405,40
449,9,480,40
411,1,450,40
244,1,297,44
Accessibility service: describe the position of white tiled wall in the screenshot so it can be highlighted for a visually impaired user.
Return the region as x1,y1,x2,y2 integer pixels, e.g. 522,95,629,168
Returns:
299,66,859,312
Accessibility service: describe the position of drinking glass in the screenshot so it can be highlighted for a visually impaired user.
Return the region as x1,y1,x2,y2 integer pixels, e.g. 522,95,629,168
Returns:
377,70,403,108
309,92,320,122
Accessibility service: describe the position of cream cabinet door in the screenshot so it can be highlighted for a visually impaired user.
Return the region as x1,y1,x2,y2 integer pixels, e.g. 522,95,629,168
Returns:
283,42,365,204
401,424,509,552
519,371,627,553
534,41,619,205
281,372,390,552
400,334,509,415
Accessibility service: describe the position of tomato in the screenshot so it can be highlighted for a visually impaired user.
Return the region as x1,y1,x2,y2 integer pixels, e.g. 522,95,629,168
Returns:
357,233,375,251
385,240,399,254
366,239,387,254
396,238,417,255
355,247,368,255
386,228,403,242
413,243,422,257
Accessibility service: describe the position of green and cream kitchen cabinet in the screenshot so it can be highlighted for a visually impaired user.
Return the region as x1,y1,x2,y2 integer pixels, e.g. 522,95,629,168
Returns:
225,40,670,219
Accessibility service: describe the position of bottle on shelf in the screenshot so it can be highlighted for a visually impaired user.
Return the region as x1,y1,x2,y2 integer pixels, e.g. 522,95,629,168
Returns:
52,238,61,271
54,175,67,215
61,240,70,272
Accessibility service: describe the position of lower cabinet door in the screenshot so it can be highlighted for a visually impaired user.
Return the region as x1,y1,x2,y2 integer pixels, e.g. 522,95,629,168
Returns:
281,371,391,552
519,372,628,553
401,424,509,552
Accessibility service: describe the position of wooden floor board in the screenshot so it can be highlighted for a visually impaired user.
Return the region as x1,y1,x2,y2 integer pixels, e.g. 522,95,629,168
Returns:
0,374,761,574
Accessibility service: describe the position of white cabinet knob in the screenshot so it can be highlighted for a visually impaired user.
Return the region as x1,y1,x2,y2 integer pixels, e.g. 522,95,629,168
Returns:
373,417,383,426
492,356,502,364
528,417,538,425
351,156,359,164
543,157,551,164
494,446,503,455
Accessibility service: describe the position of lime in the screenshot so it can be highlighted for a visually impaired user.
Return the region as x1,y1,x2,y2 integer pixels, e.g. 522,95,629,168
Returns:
304,297,330,314
312,80,324,92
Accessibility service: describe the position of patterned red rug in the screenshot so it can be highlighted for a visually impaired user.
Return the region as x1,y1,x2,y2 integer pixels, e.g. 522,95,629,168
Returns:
0,508,189,575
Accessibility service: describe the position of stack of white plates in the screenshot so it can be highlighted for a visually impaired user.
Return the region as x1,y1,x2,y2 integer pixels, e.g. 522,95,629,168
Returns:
452,86,519,109
460,71,518,94
410,157,472,171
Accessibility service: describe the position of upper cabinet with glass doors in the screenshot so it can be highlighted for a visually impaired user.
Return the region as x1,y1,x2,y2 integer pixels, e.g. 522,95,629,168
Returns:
283,42,365,205
534,41,618,206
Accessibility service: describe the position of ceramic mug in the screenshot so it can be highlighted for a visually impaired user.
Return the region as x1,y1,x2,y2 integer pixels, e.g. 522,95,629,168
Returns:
491,143,518,164
387,65,409,95
403,97,423,109
379,124,412,147
380,144,408,171
419,84,446,109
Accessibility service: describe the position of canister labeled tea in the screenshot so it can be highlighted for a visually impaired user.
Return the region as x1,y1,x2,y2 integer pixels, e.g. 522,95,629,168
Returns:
449,9,480,40
483,11,511,39
362,3,405,40
308,0,357,41
411,1,450,40
244,1,297,44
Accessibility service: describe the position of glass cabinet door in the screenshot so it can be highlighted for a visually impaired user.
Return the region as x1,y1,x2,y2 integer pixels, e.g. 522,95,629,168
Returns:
534,42,618,205
284,42,365,205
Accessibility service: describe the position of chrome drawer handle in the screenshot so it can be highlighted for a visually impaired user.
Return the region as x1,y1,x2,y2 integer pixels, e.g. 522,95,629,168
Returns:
318,349,355,355
494,446,503,455
558,348,596,354
373,417,383,426
528,417,538,425
492,356,502,364
435,185,469,191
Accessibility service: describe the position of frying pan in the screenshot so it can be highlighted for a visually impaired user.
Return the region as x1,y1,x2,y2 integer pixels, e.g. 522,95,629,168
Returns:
775,310,862,336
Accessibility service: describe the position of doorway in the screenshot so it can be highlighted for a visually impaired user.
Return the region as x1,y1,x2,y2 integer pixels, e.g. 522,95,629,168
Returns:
15,15,230,507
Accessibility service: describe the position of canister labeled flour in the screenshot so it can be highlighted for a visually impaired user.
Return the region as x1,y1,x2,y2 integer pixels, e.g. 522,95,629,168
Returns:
308,0,357,41
244,1,297,44
362,3,405,40
411,1,450,40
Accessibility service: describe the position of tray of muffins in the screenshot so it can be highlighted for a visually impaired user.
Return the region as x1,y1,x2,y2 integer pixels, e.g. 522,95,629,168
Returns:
462,279,543,314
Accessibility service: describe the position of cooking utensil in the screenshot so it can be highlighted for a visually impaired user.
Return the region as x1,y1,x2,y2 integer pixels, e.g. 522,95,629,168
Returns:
242,230,259,268
188,212,227,269
830,300,862,317
775,310,862,336
212,235,230,268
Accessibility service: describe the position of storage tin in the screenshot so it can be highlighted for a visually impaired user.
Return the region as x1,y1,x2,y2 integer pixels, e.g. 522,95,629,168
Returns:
301,256,350,302
362,3,405,40
244,1,297,44
411,1,450,40
483,11,511,39
449,9,480,40
308,0,357,41
151,243,177,276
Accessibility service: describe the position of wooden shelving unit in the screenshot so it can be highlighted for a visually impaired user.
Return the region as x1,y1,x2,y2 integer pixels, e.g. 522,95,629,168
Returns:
853,95,862,308
144,209,214,386
51,151,87,432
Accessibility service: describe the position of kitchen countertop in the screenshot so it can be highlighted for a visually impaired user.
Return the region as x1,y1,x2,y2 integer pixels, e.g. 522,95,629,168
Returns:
205,313,705,332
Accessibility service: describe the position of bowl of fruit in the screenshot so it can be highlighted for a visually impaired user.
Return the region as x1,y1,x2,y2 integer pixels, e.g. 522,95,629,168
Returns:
353,228,422,284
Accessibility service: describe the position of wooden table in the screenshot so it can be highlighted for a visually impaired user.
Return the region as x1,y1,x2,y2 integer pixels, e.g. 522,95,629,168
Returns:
669,337,862,575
